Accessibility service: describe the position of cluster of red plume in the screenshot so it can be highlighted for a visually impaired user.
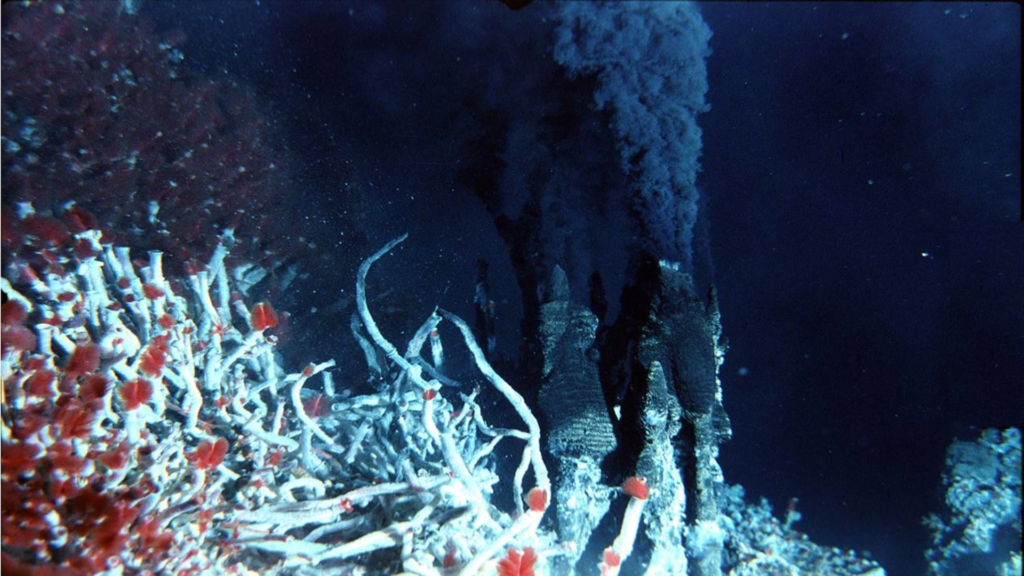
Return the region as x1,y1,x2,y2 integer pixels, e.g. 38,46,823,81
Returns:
1,0,292,276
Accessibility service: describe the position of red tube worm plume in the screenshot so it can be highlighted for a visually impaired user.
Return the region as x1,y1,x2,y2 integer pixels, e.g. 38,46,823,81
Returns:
622,476,649,500
2,301,36,353
1,300,28,325
72,237,97,259
197,508,214,535
251,302,278,331
54,399,97,440
526,487,549,512
118,379,153,411
63,205,98,234
442,540,459,568
138,335,170,377
135,516,176,563
89,499,140,563
24,369,57,399
603,547,622,567
63,342,100,382
98,442,130,471
21,215,70,246
141,283,165,300
267,449,284,468
1,442,41,477
600,547,623,576
187,438,229,470
50,441,87,475
8,410,47,440
1,324,36,353
138,346,165,377
80,374,111,402
497,547,537,576
423,389,437,401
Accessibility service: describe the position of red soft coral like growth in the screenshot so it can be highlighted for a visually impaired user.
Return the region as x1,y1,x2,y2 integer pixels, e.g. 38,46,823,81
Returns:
497,547,537,576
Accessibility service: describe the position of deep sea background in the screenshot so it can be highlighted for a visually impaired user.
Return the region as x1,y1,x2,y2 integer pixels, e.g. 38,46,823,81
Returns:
699,3,1021,574
116,2,1022,574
